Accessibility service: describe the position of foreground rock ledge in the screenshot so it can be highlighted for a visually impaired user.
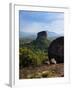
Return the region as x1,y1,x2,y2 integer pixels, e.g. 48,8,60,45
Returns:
19,64,64,79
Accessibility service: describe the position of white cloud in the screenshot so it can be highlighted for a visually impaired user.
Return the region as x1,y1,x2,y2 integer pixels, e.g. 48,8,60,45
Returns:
21,18,64,35
48,19,64,34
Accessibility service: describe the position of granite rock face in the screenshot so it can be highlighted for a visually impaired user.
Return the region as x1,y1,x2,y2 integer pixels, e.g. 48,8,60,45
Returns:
36,31,47,40
48,37,64,63
31,31,50,50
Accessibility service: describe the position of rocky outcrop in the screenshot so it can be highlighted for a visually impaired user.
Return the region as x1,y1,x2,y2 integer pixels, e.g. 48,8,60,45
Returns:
48,37,64,63
30,31,50,50
36,31,47,40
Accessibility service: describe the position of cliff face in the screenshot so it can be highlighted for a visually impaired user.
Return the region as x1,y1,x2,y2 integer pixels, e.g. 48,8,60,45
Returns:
36,31,47,40
31,31,50,51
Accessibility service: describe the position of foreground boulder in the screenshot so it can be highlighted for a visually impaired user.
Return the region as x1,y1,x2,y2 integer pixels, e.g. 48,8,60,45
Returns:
48,37,64,63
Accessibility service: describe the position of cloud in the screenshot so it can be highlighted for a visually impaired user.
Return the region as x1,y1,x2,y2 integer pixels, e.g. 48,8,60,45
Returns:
19,11,64,35
48,19,64,34
20,19,64,35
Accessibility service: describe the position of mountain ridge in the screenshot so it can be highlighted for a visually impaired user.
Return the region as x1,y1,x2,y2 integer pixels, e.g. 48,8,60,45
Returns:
19,31,61,39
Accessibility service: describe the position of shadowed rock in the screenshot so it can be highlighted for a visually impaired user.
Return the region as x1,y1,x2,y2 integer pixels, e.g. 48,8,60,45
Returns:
48,37,64,63
30,31,50,50
36,31,47,40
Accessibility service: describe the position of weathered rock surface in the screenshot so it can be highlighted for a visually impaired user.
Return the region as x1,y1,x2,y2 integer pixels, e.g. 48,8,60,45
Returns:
31,31,50,50
19,64,64,79
36,31,47,40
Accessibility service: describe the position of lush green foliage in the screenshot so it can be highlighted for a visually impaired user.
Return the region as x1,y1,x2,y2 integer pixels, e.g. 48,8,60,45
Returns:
19,47,48,68
19,35,51,68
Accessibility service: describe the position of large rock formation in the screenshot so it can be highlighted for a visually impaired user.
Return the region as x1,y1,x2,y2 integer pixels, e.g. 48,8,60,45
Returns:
31,31,50,50
48,37,64,63
36,31,47,40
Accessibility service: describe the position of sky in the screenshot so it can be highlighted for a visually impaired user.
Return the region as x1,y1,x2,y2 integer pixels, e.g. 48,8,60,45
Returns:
19,10,64,35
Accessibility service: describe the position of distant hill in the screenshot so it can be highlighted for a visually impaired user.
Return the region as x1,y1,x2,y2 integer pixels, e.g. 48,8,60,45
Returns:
19,31,61,39
19,32,37,39
47,31,59,37
23,31,51,52
32,31,50,50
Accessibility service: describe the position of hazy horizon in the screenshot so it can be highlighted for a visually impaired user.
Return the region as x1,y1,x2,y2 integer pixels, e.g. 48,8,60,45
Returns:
19,10,64,35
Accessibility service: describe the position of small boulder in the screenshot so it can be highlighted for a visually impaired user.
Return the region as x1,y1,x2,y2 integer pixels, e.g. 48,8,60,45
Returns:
50,58,56,64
